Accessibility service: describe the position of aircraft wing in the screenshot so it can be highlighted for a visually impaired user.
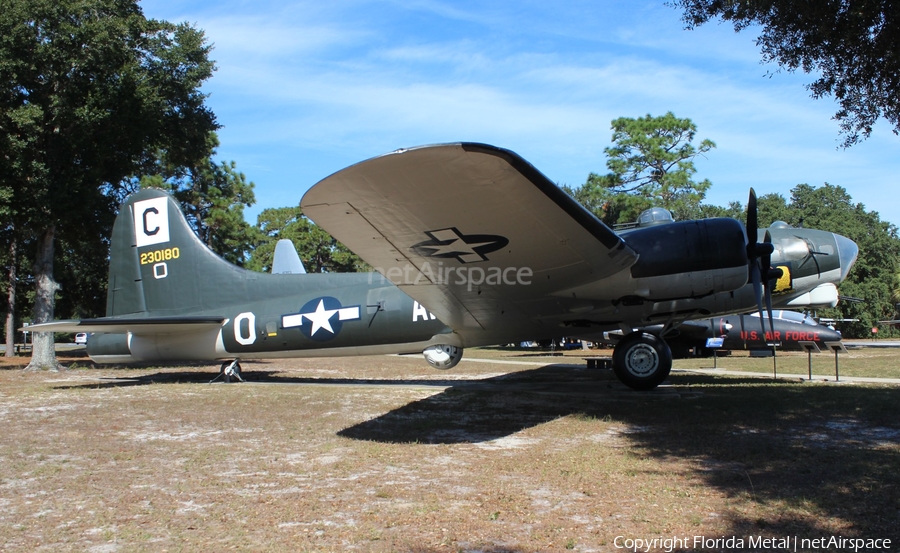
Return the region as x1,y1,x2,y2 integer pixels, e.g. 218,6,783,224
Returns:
301,142,637,346
23,316,226,335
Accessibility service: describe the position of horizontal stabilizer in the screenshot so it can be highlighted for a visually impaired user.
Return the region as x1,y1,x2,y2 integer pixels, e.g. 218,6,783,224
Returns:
23,316,226,335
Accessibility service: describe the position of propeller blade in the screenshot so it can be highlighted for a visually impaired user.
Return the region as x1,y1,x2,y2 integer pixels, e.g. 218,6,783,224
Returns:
750,262,766,339
746,189,775,344
747,188,758,243
764,284,775,343
763,229,775,341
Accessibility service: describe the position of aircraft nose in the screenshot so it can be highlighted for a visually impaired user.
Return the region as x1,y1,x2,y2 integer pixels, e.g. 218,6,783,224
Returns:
833,233,859,282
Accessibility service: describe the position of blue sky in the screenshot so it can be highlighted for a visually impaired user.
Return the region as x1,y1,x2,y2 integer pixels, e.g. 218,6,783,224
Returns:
141,0,900,226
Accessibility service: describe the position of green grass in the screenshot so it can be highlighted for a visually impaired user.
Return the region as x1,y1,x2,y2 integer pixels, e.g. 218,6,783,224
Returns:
673,347,900,379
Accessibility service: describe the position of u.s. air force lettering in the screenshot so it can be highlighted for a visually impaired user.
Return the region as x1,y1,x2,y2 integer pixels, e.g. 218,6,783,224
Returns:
282,297,361,341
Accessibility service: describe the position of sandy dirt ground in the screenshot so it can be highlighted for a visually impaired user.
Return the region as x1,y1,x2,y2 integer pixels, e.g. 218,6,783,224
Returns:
1,350,899,551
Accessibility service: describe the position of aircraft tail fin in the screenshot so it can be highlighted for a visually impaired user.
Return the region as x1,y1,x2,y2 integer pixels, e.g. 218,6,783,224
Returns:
106,189,249,317
272,239,307,274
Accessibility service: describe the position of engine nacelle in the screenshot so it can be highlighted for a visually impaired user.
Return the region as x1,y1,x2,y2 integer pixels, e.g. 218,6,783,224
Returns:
622,217,749,300
423,344,463,370
784,283,839,308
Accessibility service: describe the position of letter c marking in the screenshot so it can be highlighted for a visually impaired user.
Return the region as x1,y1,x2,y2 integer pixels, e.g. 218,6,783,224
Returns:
143,207,160,236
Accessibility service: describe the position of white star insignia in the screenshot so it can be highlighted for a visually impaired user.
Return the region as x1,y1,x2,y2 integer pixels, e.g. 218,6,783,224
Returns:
281,300,361,337
303,299,338,336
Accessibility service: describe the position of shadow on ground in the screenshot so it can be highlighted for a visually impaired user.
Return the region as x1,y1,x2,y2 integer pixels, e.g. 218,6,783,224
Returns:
336,366,900,545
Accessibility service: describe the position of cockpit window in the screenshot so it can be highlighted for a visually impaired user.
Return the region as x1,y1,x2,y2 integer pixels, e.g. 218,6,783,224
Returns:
749,310,817,326
637,207,674,227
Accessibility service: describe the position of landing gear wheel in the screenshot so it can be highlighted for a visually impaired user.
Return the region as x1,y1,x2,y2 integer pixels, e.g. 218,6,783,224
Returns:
612,332,672,391
219,360,243,383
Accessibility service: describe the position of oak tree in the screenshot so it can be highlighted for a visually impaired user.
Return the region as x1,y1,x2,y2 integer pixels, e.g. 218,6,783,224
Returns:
673,0,900,147
0,0,217,369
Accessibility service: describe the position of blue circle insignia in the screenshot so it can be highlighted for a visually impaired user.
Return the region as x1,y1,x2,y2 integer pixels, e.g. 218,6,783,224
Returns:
289,296,361,342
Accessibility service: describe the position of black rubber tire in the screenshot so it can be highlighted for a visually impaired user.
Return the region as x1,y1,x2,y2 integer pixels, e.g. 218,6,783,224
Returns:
221,361,242,383
612,332,673,391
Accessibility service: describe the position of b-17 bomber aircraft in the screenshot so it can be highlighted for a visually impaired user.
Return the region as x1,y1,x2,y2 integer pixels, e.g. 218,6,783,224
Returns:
28,143,858,390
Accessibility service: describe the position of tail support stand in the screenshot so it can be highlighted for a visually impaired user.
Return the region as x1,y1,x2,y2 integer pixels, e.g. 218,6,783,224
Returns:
210,360,244,383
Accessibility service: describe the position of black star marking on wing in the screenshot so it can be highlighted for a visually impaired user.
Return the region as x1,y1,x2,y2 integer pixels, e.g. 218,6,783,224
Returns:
410,227,509,263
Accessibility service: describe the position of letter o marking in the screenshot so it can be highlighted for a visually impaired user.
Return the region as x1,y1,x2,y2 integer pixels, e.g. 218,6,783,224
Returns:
234,312,256,346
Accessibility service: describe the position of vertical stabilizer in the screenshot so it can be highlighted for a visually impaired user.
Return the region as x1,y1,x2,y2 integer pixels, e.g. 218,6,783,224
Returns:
105,188,245,317
272,239,307,274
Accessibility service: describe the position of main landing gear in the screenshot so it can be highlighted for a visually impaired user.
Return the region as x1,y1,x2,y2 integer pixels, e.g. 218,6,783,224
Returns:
211,360,244,383
612,331,672,391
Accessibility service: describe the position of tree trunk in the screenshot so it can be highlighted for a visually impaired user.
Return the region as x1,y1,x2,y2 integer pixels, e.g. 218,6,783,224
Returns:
4,233,16,358
24,226,63,372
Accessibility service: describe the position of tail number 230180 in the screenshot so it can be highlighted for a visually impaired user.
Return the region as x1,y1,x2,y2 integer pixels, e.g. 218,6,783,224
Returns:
140,247,180,265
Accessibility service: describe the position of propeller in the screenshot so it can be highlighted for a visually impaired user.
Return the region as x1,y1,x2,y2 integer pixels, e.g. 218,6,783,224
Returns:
746,189,784,344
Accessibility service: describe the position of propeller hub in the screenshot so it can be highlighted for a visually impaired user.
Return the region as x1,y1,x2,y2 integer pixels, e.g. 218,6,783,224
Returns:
747,242,774,259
